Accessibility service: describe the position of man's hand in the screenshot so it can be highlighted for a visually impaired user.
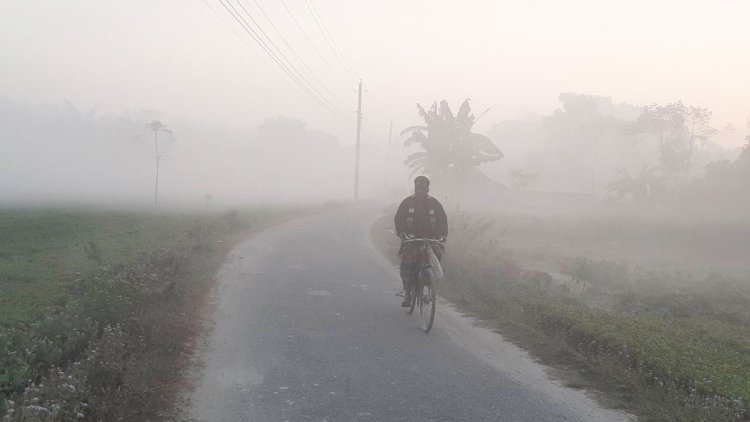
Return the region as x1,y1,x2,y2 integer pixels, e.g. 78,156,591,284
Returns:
434,235,447,243
399,233,415,241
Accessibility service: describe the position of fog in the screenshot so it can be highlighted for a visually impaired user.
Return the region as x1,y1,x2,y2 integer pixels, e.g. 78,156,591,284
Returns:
3,4,750,418
0,97,398,207
1,1,748,209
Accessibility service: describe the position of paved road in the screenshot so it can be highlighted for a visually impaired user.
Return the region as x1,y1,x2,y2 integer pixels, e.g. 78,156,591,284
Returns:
187,205,631,422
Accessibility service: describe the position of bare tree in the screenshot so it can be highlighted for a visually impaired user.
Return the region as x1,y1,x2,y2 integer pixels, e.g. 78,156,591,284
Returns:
145,120,173,207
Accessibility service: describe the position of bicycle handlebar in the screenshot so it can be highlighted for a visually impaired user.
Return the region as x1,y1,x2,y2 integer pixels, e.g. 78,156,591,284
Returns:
401,237,445,246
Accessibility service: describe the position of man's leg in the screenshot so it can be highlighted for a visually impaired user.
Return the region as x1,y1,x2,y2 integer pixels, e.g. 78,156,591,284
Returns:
399,259,414,307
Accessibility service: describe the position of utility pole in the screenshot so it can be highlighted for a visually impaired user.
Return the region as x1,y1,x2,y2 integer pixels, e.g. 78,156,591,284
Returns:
384,119,393,194
154,129,160,207
354,80,363,200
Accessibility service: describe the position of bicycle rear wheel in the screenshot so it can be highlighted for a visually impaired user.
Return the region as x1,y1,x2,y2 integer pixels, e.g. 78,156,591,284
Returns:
406,284,417,314
418,274,436,333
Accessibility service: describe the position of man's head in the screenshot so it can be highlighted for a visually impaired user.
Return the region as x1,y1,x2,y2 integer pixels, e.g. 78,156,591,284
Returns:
414,176,429,198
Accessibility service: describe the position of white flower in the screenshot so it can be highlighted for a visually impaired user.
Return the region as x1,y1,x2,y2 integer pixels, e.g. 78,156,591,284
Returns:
24,405,48,413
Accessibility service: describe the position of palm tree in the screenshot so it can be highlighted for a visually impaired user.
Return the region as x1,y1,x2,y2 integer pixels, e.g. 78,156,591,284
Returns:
401,99,503,186
509,169,539,190
605,164,662,204
145,120,172,207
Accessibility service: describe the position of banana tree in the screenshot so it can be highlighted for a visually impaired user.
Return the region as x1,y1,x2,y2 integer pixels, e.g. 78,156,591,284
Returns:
605,164,662,204
401,99,503,184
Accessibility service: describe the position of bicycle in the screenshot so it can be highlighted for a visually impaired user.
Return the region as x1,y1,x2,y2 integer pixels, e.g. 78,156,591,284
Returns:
400,238,445,333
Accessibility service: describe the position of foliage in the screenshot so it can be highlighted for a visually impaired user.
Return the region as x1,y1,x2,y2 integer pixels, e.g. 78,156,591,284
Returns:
1,247,187,420
402,99,503,183
605,164,664,204
508,169,539,190
82,241,103,264
0,210,215,325
0,206,316,420
673,134,750,208
374,210,750,420
532,301,750,414
631,102,716,175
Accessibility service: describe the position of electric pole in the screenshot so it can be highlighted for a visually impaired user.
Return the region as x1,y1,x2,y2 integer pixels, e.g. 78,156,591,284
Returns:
384,119,393,194
354,80,363,200
154,128,160,207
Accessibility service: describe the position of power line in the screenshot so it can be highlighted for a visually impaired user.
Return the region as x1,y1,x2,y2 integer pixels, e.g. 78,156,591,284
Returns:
279,0,352,88
232,0,347,117
217,0,351,120
214,0,353,121
206,0,350,116
231,0,353,120
201,0,301,97
295,1,393,133
245,0,349,109
304,0,360,83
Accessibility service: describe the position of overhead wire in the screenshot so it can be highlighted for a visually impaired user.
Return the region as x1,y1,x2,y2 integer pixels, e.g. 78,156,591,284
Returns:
245,0,349,108
278,0,353,88
231,0,351,119
304,0,360,83
201,0,302,99
205,0,395,136
213,0,353,121
299,0,397,143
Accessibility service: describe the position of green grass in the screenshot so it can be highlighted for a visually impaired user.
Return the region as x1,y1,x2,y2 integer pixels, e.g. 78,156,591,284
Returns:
531,301,750,404
0,209,231,325
0,204,328,420
371,210,750,421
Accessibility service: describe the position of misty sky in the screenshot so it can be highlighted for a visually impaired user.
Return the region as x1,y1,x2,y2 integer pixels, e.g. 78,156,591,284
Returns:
1,0,749,148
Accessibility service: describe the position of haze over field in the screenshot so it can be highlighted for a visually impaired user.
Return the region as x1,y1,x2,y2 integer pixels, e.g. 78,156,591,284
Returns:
1,0,748,205
3,3,750,421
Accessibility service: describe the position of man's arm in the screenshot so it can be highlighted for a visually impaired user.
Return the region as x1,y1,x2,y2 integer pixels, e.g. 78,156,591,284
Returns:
394,198,409,237
435,200,448,238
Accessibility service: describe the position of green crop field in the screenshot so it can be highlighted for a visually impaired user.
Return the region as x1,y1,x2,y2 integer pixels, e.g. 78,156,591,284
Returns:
0,205,319,420
0,209,232,325
372,208,750,422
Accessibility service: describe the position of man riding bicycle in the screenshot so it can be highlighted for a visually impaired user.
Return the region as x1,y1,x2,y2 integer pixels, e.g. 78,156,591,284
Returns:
394,176,448,307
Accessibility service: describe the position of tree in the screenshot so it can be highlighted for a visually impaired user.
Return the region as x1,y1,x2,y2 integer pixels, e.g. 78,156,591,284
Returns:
401,99,503,188
605,164,663,205
509,169,539,190
735,133,750,176
145,120,173,207
631,102,715,175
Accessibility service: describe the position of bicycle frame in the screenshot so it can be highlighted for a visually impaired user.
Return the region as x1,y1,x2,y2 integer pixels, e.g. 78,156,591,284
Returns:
401,238,443,332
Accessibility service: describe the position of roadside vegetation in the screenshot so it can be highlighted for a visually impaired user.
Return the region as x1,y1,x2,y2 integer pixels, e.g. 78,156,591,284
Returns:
373,209,750,422
0,206,320,421
384,93,750,421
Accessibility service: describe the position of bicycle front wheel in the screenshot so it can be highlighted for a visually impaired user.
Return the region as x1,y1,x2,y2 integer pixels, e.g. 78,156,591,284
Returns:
418,276,436,333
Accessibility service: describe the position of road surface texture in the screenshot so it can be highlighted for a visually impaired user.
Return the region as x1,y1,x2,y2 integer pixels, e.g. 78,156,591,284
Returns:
186,205,631,422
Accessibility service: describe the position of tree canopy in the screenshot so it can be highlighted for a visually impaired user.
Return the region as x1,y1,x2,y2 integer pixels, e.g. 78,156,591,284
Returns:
401,99,503,186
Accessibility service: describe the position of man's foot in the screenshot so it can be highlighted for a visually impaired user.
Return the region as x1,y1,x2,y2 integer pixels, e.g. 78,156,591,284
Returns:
401,290,412,307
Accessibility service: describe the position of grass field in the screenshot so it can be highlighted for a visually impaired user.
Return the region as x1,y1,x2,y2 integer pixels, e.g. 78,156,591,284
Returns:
372,207,750,422
0,205,324,420
0,209,231,325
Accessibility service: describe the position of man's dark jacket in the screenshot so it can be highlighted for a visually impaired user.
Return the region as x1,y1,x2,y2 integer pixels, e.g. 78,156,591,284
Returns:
394,194,448,239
